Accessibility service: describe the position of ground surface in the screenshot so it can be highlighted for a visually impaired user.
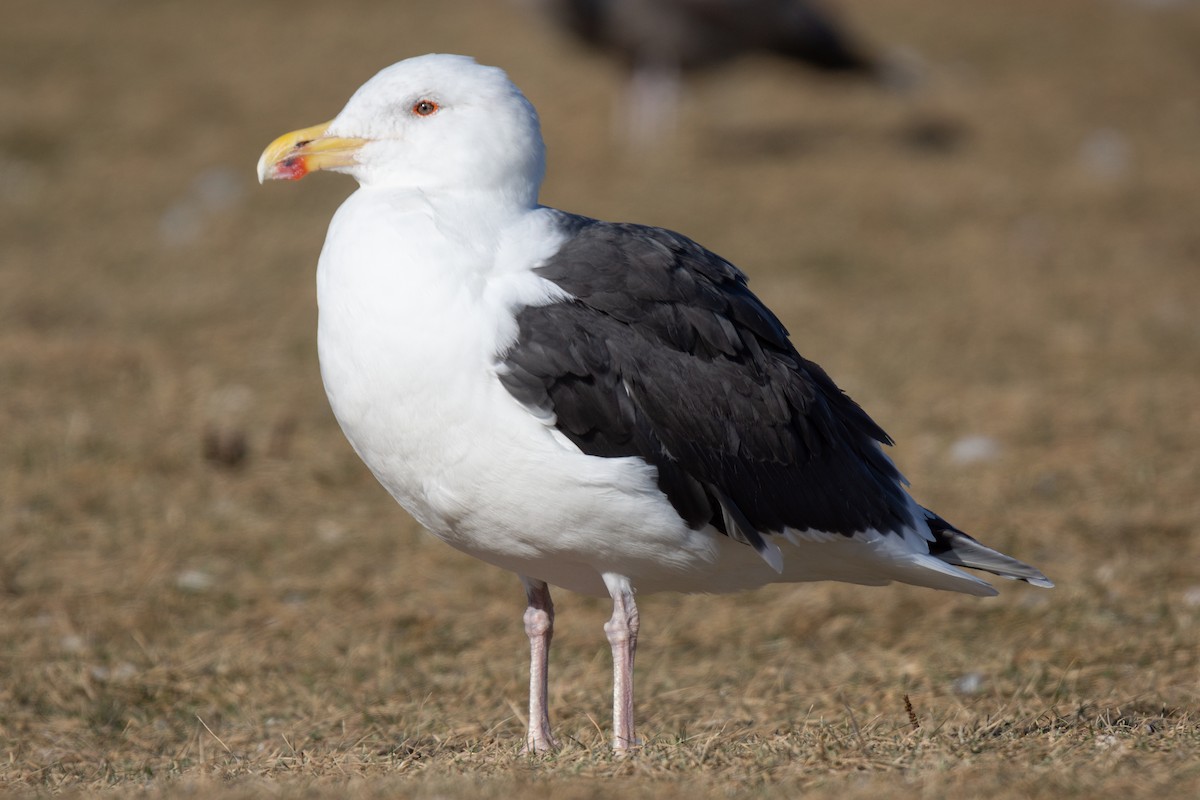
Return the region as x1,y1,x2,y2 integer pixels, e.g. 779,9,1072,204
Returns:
3,0,1200,796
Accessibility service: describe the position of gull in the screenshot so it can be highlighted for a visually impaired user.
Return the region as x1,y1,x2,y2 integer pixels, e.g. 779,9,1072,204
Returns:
257,53,1051,753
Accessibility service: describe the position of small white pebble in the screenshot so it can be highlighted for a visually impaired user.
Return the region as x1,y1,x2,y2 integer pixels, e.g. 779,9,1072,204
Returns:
949,435,1001,465
60,634,86,653
90,662,137,683
176,569,215,593
953,672,986,695
953,672,985,695
316,519,346,544
1182,586,1200,608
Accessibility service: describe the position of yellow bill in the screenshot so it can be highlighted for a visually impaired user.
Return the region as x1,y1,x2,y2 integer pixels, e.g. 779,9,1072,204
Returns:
256,120,369,183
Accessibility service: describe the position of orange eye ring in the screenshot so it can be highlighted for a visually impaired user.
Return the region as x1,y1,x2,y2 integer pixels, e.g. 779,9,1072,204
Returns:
412,100,439,117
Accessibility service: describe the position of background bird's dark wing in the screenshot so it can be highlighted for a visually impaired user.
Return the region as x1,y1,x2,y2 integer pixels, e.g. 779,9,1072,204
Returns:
677,0,880,72
499,213,914,554
538,0,880,73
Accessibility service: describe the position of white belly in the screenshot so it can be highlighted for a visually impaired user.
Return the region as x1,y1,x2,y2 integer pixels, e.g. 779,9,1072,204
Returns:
318,303,736,596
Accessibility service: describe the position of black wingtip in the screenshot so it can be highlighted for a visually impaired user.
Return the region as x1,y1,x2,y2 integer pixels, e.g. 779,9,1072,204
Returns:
925,512,1054,589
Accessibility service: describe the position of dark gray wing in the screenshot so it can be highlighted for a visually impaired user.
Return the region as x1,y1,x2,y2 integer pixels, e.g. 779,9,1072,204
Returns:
499,213,913,561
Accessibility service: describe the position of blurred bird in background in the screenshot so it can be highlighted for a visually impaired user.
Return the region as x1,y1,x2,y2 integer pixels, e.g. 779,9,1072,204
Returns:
523,0,915,145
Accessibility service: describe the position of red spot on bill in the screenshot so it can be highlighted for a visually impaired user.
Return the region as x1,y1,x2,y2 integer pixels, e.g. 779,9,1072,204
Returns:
275,155,309,181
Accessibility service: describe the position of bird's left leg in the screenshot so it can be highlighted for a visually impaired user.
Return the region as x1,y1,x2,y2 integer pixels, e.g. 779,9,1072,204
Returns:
520,576,559,753
624,63,682,147
602,572,641,751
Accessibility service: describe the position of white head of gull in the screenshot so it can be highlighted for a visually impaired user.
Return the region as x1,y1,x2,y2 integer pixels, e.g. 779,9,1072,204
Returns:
258,53,1051,753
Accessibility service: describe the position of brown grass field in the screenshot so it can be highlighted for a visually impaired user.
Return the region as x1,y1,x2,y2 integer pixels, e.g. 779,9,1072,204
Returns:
3,0,1200,796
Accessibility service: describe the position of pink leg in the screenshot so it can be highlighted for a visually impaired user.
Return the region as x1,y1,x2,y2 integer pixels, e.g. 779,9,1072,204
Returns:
624,64,681,147
603,573,640,751
520,578,559,753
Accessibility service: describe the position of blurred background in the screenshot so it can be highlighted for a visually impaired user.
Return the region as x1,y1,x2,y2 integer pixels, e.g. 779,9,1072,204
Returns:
2,0,1199,792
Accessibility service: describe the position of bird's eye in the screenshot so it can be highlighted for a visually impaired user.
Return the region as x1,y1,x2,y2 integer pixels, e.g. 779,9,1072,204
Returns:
412,100,439,117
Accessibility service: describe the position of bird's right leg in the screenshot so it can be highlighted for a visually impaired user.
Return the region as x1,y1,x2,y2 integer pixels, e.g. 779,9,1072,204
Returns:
602,572,641,751
624,63,682,146
520,577,559,753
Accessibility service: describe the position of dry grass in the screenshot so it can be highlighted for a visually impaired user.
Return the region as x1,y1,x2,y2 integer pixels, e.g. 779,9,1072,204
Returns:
3,0,1200,796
